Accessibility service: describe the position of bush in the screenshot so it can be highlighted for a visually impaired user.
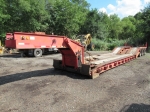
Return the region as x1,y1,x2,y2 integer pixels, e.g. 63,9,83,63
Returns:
92,38,126,51
107,39,126,50
92,38,108,50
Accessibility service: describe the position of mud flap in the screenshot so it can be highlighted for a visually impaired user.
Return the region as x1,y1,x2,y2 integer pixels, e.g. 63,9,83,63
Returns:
80,64,91,76
53,59,62,69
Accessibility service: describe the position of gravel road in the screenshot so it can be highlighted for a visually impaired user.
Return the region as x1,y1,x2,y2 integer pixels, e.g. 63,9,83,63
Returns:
0,51,150,112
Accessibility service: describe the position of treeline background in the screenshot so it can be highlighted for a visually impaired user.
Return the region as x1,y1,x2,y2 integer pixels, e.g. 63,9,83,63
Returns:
0,0,150,51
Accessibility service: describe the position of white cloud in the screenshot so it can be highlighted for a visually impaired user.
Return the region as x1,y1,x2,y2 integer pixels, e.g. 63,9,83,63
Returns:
99,0,145,18
107,4,116,11
99,8,107,13
144,0,150,4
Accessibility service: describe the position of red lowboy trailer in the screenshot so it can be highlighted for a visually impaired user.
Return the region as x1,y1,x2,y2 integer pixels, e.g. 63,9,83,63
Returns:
5,32,147,79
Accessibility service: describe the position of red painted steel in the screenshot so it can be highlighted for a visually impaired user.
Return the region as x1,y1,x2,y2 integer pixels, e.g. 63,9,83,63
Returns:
5,32,66,49
89,46,147,78
5,32,84,69
5,32,147,79
91,55,136,77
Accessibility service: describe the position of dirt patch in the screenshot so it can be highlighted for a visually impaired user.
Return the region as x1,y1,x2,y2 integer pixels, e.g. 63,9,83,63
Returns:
0,52,150,112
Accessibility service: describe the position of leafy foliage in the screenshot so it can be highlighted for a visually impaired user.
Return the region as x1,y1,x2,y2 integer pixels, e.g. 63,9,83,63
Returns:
0,0,149,50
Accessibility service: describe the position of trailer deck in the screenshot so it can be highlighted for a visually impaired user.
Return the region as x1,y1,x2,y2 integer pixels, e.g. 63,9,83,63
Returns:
83,46,147,78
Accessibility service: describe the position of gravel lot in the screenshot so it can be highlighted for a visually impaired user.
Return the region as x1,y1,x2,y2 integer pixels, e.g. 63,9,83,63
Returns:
0,51,150,112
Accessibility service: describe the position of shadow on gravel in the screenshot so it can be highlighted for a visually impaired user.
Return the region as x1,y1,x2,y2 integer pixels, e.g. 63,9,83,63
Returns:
0,52,60,58
0,53,21,58
0,68,89,85
120,103,150,112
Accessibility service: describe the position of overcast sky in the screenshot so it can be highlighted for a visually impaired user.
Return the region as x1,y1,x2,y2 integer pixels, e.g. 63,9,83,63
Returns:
86,0,150,18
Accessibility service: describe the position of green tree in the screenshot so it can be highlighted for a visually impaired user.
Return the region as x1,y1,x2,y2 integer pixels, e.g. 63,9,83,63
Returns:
133,13,145,46
80,9,109,39
4,0,50,32
119,16,136,40
0,0,10,42
47,0,89,36
107,14,122,39
140,4,150,47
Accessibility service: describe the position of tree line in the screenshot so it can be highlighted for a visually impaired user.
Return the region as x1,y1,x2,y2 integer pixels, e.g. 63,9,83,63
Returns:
0,0,150,51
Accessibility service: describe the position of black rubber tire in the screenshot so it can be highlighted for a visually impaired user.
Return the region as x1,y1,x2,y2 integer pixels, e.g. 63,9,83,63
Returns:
20,52,25,57
24,50,29,57
138,51,142,57
34,49,43,57
53,50,58,53
141,50,143,56
20,50,27,57
23,52,28,57
143,49,146,55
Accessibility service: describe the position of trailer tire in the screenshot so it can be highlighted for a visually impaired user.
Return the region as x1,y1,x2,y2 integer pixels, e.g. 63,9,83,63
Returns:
34,49,43,57
141,49,145,56
143,49,145,56
54,50,58,53
23,50,30,57
143,49,146,55
141,50,143,56
20,52,25,57
138,51,142,57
